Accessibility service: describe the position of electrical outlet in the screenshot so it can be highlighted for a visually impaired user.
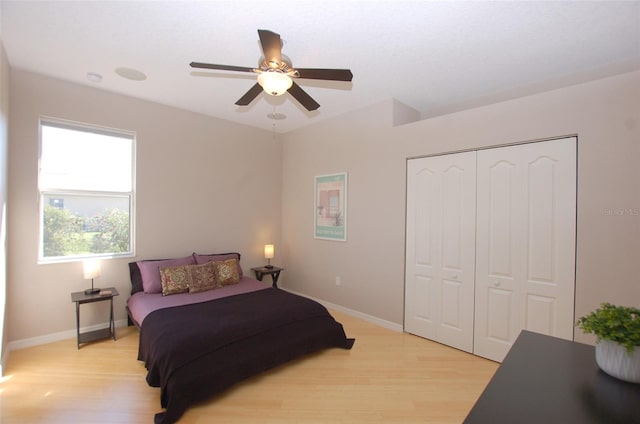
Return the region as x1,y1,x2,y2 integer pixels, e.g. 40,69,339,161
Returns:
335,276,341,286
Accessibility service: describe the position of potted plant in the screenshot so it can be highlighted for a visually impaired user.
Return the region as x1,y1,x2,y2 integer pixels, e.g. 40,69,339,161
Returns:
576,302,640,383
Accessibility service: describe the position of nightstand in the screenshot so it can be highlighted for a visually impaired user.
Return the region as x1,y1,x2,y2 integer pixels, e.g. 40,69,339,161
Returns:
70,287,119,349
251,266,284,288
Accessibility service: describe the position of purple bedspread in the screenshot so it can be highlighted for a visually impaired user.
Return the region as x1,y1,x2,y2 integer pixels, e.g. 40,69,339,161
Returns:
138,287,354,424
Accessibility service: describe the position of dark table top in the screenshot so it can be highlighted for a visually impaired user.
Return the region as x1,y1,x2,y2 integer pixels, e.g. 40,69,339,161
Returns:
71,287,119,303
251,266,283,272
464,330,640,424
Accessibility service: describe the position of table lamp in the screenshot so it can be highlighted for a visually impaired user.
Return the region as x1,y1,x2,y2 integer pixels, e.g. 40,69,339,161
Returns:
83,259,101,294
264,244,274,269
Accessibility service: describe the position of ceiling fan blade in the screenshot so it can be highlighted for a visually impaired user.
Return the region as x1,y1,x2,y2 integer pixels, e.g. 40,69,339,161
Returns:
288,81,320,111
190,62,255,73
295,68,353,82
235,83,263,106
258,29,282,66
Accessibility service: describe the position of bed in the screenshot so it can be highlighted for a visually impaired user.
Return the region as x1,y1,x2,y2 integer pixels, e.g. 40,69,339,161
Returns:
127,252,354,424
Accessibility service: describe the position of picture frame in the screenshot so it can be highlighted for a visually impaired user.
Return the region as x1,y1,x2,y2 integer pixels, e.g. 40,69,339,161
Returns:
314,172,347,241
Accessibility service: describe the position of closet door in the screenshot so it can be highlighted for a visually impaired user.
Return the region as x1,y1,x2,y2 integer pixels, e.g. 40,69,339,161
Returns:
474,137,576,362
405,152,476,352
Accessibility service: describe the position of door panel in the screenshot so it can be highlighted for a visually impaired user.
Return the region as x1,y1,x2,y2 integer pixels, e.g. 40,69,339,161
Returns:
414,169,435,268
475,149,522,361
441,279,462,328
412,275,433,324
527,157,555,282
486,287,513,343
442,166,465,269
525,294,555,335
405,152,476,352
487,160,518,278
405,164,439,339
475,138,576,362
521,139,576,341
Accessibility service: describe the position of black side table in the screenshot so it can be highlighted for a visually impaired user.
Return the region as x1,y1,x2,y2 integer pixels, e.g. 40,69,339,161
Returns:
70,287,119,349
251,266,284,288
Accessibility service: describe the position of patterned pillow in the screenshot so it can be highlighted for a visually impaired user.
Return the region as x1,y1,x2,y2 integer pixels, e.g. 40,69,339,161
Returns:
159,265,191,296
192,252,244,277
216,258,240,286
188,261,219,293
138,256,196,294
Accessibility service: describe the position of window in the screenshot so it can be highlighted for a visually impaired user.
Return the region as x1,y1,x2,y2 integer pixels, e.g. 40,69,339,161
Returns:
38,118,135,262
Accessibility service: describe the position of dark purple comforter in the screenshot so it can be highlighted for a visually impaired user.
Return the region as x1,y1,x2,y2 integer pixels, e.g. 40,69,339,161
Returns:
138,287,354,424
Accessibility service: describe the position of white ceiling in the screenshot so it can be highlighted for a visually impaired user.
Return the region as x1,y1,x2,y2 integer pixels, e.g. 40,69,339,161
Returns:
2,1,639,133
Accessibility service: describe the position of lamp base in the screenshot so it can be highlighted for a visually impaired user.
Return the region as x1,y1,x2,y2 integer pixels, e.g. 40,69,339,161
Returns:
265,265,274,269
84,287,101,295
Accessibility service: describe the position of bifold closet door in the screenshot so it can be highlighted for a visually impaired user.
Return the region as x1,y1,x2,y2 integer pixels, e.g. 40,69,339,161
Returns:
404,152,476,353
474,137,576,362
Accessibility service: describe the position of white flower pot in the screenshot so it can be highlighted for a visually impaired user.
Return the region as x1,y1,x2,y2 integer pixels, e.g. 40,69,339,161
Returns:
595,339,640,383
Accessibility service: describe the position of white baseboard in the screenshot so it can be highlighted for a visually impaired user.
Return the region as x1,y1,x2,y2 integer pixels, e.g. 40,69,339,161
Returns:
283,288,403,332
6,319,129,354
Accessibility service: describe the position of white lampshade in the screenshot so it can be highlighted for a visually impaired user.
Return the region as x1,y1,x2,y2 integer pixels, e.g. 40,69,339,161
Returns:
83,259,101,280
264,244,275,259
257,71,292,96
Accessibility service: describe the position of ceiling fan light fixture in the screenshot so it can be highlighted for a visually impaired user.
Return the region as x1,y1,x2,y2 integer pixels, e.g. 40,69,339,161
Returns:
258,71,293,96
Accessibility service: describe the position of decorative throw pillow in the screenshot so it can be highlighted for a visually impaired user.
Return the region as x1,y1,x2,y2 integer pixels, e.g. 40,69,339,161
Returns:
159,265,191,296
215,258,240,286
188,261,219,293
193,252,244,277
138,256,196,294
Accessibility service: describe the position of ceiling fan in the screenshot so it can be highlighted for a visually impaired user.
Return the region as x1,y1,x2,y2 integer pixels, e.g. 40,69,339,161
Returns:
190,29,353,111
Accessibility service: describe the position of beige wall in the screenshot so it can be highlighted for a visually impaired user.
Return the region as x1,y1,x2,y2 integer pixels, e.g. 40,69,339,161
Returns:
281,71,640,344
7,70,281,343
0,40,10,366
5,68,639,348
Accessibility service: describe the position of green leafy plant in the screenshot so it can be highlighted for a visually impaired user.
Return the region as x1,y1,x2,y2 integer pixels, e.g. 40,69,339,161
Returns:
576,303,640,353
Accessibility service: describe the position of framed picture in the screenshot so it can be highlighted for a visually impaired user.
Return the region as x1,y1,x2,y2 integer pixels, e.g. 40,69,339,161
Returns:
314,172,347,241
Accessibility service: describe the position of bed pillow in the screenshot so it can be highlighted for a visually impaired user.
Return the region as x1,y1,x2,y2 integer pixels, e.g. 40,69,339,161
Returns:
138,256,196,294
129,262,144,295
193,252,243,277
215,258,240,286
188,261,220,293
159,265,191,296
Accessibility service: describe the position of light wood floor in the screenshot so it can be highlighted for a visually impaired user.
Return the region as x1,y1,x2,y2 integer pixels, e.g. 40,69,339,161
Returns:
1,310,498,423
